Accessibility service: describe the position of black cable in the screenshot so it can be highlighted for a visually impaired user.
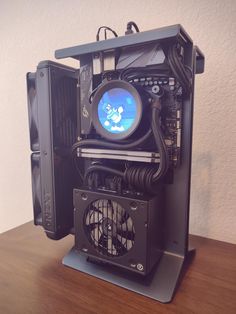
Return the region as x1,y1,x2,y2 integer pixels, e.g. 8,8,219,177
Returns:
168,45,192,93
124,166,156,194
170,48,189,88
150,99,169,181
72,128,152,153
168,49,185,87
72,151,83,181
96,26,118,41
85,165,124,181
89,85,100,103
124,98,169,187
125,21,140,34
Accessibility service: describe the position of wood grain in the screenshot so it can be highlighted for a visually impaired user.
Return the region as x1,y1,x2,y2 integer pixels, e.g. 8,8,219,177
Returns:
0,222,236,314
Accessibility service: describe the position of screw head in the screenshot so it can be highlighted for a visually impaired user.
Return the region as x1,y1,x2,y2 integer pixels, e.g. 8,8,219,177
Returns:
152,85,160,94
137,263,144,271
81,193,88,201
130,201,138,211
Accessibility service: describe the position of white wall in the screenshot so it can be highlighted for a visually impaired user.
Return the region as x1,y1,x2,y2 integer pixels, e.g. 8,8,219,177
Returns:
0,0,235,244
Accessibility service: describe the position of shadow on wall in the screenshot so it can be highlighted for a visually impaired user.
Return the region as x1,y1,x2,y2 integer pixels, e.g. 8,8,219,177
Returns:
190,152,212,237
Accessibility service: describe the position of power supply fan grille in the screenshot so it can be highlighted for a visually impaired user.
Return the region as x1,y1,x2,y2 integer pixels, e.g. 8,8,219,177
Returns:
85,199,135,257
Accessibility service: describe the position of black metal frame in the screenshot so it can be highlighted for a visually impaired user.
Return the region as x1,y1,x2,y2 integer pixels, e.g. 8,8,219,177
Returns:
27,24,205,303
57,24,204,303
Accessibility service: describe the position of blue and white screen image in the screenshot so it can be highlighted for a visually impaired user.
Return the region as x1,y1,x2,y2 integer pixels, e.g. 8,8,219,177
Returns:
97,87,138,134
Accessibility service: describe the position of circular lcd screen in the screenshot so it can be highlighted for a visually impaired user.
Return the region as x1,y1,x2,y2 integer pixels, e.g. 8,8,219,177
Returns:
92,80,142,140
97,88,138,134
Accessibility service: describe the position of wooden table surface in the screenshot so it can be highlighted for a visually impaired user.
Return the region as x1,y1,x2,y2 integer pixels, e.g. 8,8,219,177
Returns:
0,222,235,314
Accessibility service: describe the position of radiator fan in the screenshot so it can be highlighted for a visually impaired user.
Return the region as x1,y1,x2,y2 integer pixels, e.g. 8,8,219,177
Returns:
85,199,135,257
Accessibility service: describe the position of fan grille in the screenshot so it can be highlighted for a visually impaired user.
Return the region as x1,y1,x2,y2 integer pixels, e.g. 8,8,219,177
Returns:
84,199,135,257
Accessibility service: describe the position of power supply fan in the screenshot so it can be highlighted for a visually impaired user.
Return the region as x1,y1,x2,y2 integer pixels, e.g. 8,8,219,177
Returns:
85,199,135,257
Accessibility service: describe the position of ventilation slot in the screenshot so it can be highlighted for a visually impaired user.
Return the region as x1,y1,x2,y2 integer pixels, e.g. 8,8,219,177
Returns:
31,153,42,225
27,72,39,151
52,76,77,148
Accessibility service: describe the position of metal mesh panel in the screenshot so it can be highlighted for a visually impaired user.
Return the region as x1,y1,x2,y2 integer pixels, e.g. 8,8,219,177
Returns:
52,76,77,147
84,199,135,257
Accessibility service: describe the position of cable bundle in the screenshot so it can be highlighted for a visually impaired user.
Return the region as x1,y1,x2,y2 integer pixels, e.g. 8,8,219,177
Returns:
73,96,169,194
124,166,156,193
168,45,192,93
